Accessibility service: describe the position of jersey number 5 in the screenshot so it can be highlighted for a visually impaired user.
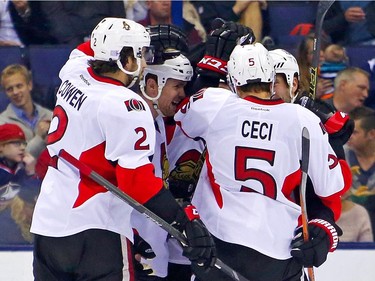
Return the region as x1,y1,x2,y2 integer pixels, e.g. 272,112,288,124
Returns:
234,146,277,199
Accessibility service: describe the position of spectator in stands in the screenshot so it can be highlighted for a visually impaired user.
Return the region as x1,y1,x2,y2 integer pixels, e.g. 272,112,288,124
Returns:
345,106,375,237
296,32,331,96
0,0,22,46
0,64,52,159
183,0,207,43
124,0,148,22
0,123,40,245
39,1,126,46
337,190,373,242
191,1,264,41
7,0,56,46
138,0,204,47
324,67,370,114
323,1,375,46
318,43,349,100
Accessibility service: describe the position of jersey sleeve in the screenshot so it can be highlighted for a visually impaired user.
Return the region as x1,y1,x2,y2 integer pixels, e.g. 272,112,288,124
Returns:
174,87,231,139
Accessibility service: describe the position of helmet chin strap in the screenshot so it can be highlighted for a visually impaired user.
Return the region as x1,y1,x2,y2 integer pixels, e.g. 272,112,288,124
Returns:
140,85,165,117
117,58,141,88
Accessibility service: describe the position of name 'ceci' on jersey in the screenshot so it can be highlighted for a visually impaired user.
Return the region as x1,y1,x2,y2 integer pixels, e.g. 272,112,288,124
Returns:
241,119,274,141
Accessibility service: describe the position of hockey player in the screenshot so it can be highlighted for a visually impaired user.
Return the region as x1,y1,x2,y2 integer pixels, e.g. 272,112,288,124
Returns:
269,48,354,159
132,45,195,281
175,43,352,281
30,18,215,281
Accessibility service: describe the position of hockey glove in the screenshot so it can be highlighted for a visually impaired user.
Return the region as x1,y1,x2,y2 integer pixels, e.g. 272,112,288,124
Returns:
298,96,354,150
196,20,255,80
133,232,156,277
298,96,354,141
148,24,189,65
290,219,342,267
173,203,216,269
133,232,156,260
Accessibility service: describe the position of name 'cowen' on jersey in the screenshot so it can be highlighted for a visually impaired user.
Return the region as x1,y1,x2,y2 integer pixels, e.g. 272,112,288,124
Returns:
57,79,88,111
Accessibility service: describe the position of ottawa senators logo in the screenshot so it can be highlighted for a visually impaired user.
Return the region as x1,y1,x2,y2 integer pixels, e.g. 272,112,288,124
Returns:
169,149,201,183
124,99,146,112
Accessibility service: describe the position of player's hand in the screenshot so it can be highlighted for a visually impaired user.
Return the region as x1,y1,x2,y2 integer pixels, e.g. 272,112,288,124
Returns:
290,219,341,267
196,20,255,80
174,204,216,269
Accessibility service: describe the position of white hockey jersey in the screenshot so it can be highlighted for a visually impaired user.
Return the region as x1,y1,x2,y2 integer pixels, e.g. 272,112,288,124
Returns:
31,46,157,240
175,87,349,259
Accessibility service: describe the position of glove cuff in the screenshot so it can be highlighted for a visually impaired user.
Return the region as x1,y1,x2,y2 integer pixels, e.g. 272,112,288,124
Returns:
309,219,339,252
324,111,350,135
196,55,227,76
184,204,200,221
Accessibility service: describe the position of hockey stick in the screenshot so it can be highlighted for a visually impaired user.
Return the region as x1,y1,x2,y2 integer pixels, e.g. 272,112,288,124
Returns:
58,149,250,281
309,0,335,100
299,127,314,281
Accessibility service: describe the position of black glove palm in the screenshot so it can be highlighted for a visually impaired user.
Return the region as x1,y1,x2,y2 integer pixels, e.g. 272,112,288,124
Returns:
196,21,255,80
290,219,341,267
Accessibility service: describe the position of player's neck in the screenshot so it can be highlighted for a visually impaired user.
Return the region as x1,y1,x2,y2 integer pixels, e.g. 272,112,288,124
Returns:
241,91,271,100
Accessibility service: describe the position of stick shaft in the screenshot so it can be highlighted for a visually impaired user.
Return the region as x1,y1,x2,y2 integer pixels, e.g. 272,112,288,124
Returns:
300,128,315,281
309,0,335,100
58,149,250,281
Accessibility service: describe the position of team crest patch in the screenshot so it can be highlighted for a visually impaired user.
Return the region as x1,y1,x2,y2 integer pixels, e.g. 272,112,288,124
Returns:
124,99,146,112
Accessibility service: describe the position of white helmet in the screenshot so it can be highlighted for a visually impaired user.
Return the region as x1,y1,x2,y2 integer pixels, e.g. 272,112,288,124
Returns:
140,53,193,101
91,18,151,87
227,43,275,94
269,49,300,102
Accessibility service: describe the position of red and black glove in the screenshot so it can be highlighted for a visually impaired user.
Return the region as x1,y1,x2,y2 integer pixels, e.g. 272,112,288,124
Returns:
196,21,255,81
298,96,354,159
290,219,342,267
173,203,217,269
298,96,354,141
144,188,216,269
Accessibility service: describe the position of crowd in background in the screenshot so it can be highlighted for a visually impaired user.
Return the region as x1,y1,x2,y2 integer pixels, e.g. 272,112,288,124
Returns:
0,0,374,248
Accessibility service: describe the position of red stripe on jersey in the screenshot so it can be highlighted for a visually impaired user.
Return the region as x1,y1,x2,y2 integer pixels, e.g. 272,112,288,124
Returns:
320,159,352,221
116,163,163,204
126,238,135,281
73,142,116,207
206,152,224,209
76,41,94,57
281,168,302,203
244,95,285,105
